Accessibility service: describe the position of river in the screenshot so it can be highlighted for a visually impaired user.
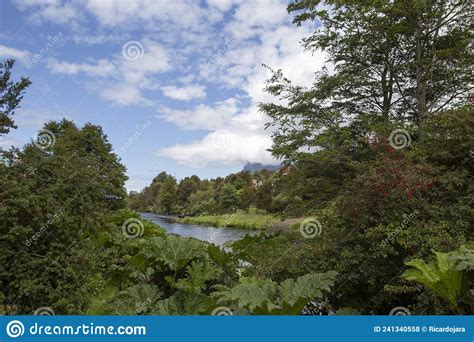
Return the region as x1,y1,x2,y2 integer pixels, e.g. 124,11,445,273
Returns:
139,212,253,245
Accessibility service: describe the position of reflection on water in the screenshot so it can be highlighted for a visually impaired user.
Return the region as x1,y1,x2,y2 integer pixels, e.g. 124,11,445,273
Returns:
140,212,252,245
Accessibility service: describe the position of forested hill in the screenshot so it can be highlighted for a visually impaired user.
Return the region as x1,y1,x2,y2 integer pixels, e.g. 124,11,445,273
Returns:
242,162,280,172
127,167,296,215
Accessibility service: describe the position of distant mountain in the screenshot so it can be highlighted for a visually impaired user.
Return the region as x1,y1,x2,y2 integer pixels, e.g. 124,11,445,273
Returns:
242,162,280,172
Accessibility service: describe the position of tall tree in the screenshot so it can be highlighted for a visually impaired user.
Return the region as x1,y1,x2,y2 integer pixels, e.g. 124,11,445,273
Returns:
287,0,472,123
159,178,177,214
0,59,31,136
0,119,128,313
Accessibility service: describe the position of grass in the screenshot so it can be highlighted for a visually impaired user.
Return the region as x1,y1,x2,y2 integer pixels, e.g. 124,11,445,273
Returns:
178,213,279,230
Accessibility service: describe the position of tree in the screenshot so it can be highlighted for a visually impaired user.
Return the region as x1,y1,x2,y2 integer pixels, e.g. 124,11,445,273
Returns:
177,176,200,207
218,184,238,210
159,178,177,214
0,119,128,314
0,59,31,136
287,0,472,123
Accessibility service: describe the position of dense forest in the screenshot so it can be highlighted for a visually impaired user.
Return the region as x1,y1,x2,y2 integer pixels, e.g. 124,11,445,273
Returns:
1,0,473,316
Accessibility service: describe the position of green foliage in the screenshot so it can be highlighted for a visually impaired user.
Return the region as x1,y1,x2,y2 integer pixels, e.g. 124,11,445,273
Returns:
213,271,337,315
449,244,474,272
287,0,472,122
402,245,473,310
0,59,31,136
0,119,128,314
179,213,279,230
218,183,238,209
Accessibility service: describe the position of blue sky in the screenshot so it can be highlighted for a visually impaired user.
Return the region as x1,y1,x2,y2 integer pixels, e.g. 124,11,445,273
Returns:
0,0,325,191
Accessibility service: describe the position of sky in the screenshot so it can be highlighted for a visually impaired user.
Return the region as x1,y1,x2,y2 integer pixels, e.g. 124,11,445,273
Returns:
0,0,326,191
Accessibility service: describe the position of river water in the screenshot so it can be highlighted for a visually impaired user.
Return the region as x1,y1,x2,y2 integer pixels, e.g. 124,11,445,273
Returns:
140,212,252,245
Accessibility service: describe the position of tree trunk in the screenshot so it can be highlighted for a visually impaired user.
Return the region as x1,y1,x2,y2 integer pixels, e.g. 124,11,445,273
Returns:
415,31,427,123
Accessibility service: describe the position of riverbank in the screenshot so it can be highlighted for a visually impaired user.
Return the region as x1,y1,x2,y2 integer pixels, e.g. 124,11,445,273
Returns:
177,213,279,230
140,212,252,244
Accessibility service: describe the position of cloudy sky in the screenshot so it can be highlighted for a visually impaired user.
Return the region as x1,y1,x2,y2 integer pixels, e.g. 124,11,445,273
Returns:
0,0,325,191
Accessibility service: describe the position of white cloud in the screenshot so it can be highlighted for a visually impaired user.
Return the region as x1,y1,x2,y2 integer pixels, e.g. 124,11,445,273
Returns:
0,45,30,60
11,0,329,169
84,0,209,29
160,98,239,130
46,39,171,106
206,0,240,12
162,84,206,101
47,58,115,77
14,108,69,128
157,4,327,168
156,129,275,168
13,0,78,24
